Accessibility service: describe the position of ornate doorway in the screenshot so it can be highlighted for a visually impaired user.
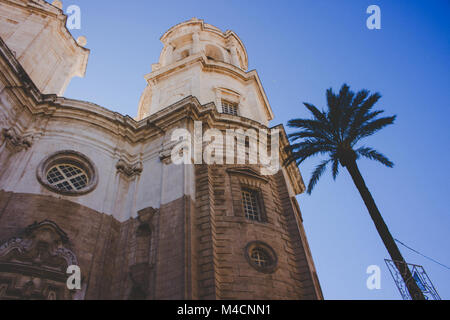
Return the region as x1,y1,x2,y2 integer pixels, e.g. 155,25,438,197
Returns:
0,220,79,300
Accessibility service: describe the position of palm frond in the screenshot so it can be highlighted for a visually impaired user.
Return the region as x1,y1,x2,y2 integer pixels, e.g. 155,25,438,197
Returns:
307,160,331,194
356,147,394,168
351,90,370,109
362,110,385,123
331,157,340,180
285,140,335,165
341,89,370,137
287,119,336,143
287,118,330,132
355,115,396,142
326,88,338,112
303,103,327,123
337,86,355,138
347,92,382,142
327,85,351,138
288,130,334,145
360,92,382,115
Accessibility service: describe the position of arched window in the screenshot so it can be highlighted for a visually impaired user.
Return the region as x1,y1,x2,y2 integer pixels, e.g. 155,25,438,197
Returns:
178,49,190,61
205,44,223,62
242,188,262,222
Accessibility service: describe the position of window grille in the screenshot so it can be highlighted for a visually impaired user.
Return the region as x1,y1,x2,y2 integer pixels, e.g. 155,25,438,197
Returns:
46,164,89,192
242,189,262,222
222,101,238,116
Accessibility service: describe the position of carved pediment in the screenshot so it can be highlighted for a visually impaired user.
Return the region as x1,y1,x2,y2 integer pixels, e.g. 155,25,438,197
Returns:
0,221,79,300
226,167,269,183
0,220,77,274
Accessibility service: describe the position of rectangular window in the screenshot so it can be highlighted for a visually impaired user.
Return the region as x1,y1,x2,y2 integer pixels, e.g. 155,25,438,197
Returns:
242,188,262,222
222,100,238,116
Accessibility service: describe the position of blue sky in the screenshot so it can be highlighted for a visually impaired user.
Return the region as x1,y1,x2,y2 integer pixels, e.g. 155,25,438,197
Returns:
61,0,450,300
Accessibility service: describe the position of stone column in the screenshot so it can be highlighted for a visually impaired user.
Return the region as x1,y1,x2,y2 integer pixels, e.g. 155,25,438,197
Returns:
192,32,200,54
230,45,240,68
165,44,174,65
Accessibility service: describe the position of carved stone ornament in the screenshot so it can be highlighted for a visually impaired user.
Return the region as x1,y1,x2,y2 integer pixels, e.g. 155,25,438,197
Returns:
116,159,143,178
0,220,79,300
159,140,186,165
2,127,33,151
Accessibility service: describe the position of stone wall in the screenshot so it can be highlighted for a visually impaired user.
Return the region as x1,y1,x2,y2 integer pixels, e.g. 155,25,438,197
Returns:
0,190,119,299
0,13,322,299
0,190,196,300
193,165,321,300
0,167,322,300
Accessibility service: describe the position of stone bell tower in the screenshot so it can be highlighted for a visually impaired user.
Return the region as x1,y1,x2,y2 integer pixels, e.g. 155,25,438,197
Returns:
137,18,273,126
133,18,323,300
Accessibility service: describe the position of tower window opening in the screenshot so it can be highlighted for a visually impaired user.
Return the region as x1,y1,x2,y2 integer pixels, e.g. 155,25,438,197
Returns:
179,49,190,61
222,100,238,116
205,44,223,62
251,248,271,268
242,188,262,222
244,241,278,273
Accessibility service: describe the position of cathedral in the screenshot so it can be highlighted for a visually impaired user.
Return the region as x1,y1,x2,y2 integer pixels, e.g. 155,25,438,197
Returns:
0,0,322,300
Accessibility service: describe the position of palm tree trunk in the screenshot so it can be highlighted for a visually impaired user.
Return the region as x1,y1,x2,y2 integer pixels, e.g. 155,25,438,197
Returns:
344,158,425,300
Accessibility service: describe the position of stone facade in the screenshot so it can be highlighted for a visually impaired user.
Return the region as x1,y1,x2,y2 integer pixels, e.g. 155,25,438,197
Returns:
0,1,322,300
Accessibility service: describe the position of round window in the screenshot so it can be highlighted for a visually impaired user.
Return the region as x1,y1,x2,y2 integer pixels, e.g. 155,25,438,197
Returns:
46,164,89,192
245,241,278,274
250,248,271,268
37,151,98,196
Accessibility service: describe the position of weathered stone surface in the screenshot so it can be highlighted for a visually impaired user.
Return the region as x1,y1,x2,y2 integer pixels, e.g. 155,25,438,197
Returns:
0,4,323,300
0,0,89,96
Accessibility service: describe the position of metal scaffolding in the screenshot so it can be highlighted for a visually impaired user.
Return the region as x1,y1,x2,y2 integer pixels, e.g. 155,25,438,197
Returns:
385,259,441,300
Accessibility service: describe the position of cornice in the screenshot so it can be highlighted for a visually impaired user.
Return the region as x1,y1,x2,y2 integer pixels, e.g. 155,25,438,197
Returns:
0,0,90,77
226,167,270,184
160,18,248,69
144,53,274,121
273,124,307,195
0,35,305,195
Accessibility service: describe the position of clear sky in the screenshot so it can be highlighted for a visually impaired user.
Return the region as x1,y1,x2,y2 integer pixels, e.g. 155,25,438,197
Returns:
61,0,450,300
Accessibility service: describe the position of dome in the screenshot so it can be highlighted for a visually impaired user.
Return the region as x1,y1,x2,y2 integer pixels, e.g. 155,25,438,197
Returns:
137,18,274,125
158,18,248,71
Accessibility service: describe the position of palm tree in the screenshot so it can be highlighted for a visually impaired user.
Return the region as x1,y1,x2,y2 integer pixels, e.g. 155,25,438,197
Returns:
286,84,424,300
